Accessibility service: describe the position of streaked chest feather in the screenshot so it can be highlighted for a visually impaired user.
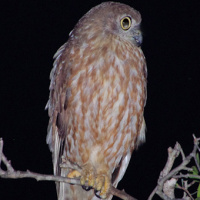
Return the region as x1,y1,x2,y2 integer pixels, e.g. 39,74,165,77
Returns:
65,44,146,166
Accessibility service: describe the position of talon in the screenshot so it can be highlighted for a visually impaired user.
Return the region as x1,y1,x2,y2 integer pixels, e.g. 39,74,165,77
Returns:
82,185,92,191
67,170,81,178
78,164,110,199
80,176,86,185
95,190,101,199
99,175,110,198
95,175,104,191
80,166,95,187
88,171,96,186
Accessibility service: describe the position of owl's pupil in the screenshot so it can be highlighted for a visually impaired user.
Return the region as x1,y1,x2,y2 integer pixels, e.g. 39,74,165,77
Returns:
123,19,129,28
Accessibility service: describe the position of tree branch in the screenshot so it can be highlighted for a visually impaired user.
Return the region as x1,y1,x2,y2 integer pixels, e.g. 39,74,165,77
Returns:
0,138,137,200
148,135,200,200
1,135,200,200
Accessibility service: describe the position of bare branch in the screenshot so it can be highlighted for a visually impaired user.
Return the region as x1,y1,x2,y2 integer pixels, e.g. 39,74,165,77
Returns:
0,169,136,200
1,154,14,173
148,186,158,200
1,136,200,200
192,135,200,173
179,146,186,161
193,135,200,152
148,135,200,200
0,138,136,200
148,143,181,200
173,174,200,180
0,169,80,183
159,143,181,179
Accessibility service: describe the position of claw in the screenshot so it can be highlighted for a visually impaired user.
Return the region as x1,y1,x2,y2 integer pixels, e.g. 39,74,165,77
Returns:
77,164,110,199
99,175,110,198
95,175,105,191
82,185,92,191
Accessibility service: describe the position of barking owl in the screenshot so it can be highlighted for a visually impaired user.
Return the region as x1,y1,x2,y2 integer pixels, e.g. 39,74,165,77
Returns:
46,2,147,200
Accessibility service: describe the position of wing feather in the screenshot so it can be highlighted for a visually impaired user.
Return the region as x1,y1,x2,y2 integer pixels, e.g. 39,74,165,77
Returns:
46,42,70,179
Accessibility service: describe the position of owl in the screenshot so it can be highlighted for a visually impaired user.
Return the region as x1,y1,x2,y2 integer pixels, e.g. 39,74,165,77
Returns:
46,2,147,200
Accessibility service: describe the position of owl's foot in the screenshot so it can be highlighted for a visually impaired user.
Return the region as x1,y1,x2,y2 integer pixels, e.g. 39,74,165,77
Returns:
67,169,81,178
80,165,111,199
66,165,110,198
80,165,95,187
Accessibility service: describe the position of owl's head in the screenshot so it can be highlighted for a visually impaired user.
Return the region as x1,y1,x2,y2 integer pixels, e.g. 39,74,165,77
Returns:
72,2,142,47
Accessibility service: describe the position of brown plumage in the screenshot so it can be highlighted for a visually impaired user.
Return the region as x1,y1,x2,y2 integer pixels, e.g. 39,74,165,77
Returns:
46,2,147,200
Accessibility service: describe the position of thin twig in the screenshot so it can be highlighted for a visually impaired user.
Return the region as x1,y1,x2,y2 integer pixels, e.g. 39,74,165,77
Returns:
193,135,200,152
147,186,158,200
173,174,200,180
192,136,200,173
176,182,194,200
182,167,193,172
148,135,200,200
187,180,196,188
179,146,186,160
1,154,14,173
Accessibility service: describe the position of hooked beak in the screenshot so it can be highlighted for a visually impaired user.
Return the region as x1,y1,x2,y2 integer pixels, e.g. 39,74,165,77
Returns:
133,29,143,47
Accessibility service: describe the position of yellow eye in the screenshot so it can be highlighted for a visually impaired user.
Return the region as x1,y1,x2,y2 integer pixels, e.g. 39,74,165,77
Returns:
120,16,132,30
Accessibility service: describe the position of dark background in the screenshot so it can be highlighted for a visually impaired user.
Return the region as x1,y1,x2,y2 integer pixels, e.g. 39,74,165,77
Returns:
1,0,200,199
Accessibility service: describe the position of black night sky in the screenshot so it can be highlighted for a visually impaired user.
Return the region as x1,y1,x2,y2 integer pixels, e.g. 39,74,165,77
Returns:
1,0,200,199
